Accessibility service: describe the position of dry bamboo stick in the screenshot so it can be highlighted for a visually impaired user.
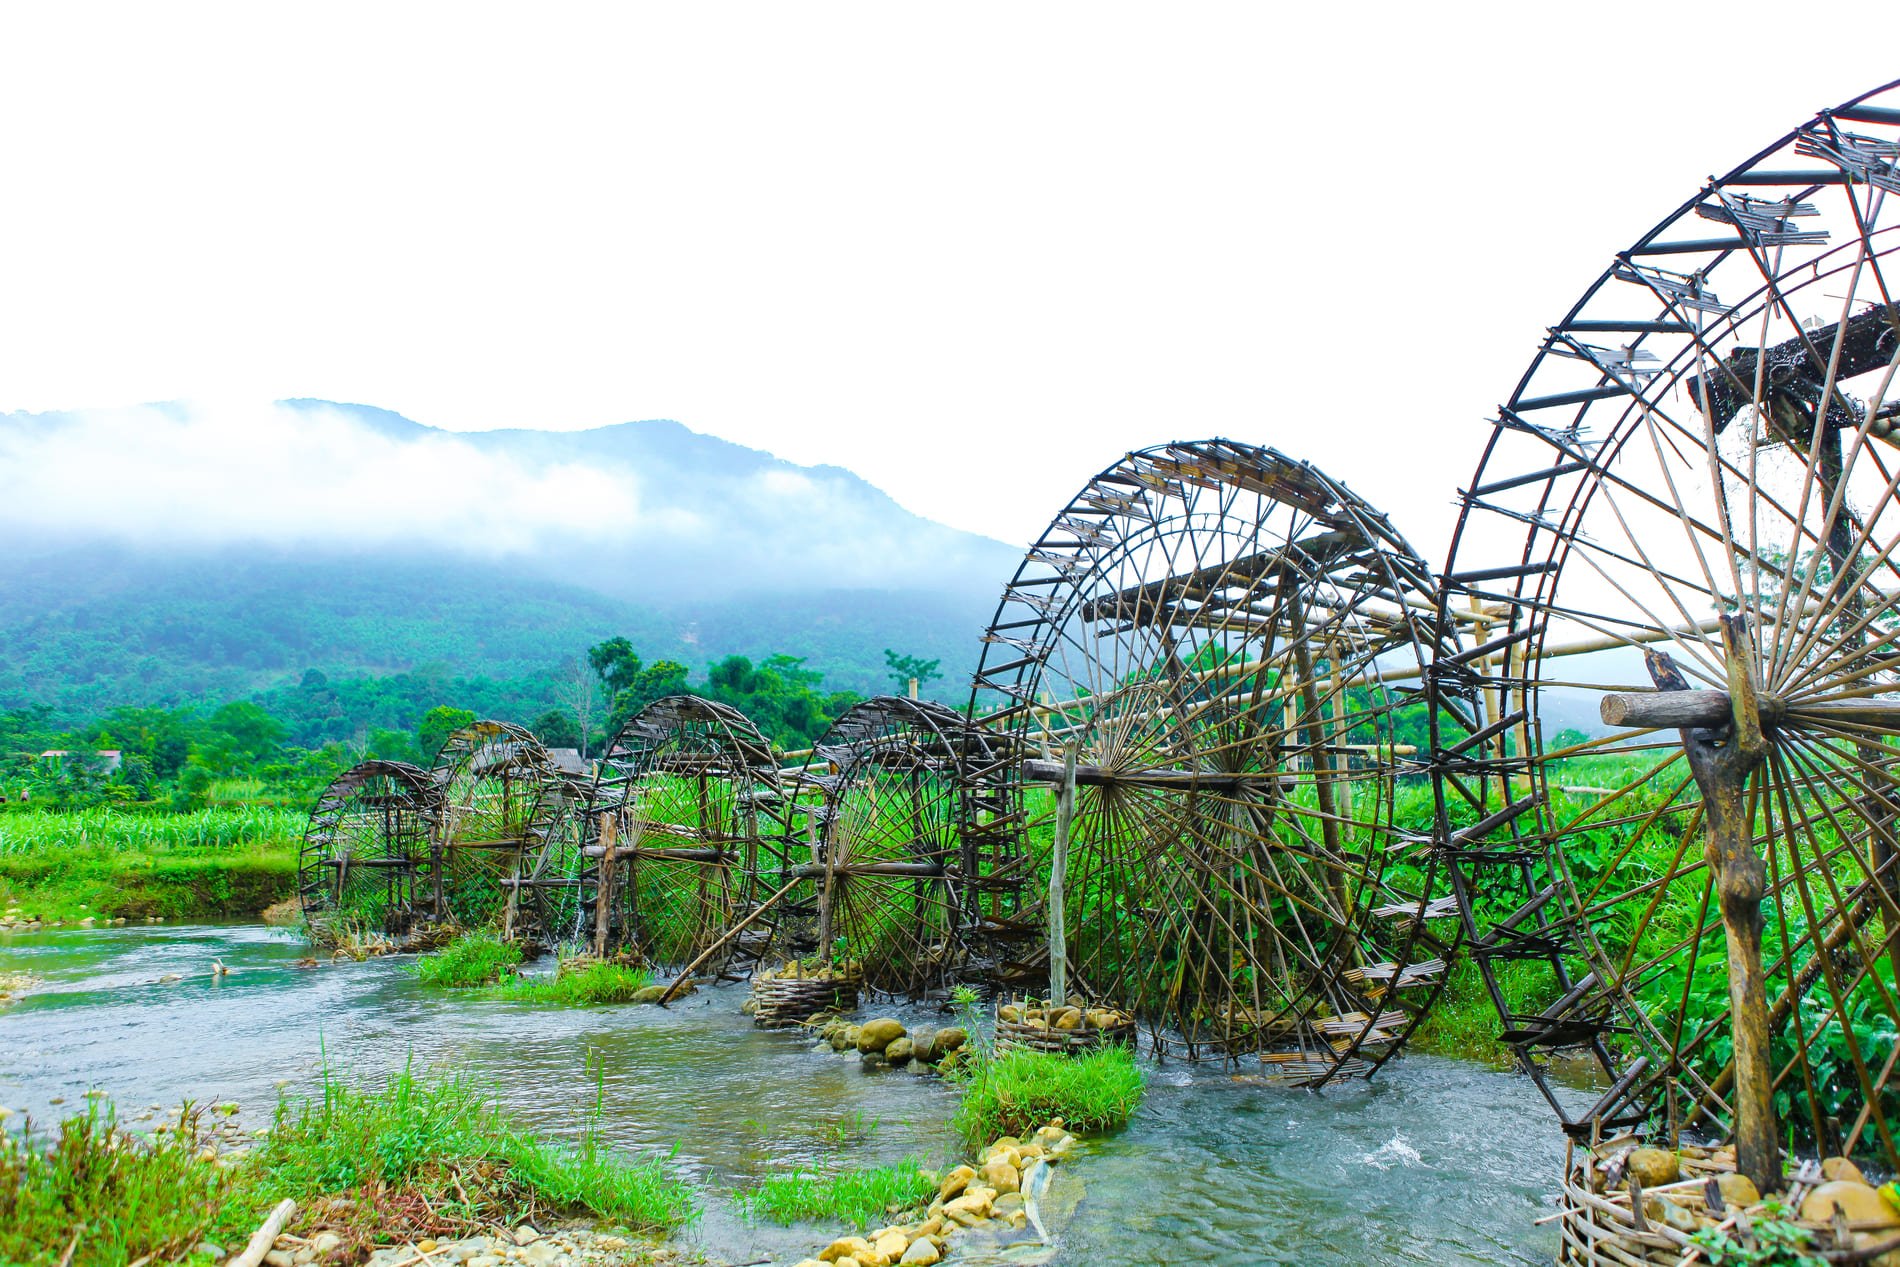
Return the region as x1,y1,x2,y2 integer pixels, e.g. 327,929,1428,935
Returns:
227,1199,297,1267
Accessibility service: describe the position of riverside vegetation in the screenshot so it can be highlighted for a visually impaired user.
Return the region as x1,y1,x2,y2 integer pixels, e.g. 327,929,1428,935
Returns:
0,1064,697,1267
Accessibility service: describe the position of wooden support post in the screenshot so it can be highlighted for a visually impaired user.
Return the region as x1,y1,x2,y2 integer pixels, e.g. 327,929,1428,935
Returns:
908,676,920,701
1048,740,1078,1006
1647,624,1778,1189
814,812,836,968
592,812,618,958
1289,590,1346,916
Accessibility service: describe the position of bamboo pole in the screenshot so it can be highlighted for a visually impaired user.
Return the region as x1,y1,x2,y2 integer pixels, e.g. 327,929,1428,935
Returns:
657,876,803,1006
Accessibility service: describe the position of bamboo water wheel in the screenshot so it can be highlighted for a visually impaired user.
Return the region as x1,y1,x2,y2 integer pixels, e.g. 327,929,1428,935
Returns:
577,695,793,974
298,760,440,944
430,720,575,939
1431,81,1900,1182
971,439,1457,1083
802,696,1019,997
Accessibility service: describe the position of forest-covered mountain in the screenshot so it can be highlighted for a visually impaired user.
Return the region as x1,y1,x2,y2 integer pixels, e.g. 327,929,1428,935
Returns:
0,402,1020,721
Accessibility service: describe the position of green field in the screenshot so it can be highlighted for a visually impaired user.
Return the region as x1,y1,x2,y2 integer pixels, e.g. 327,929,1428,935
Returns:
0,806,301,922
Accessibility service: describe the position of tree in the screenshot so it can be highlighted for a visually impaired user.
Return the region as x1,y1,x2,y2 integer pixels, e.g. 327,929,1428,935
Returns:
551,658,599,757
416,705,477,762
530,708,581,751
587,637,644,699
883,649,943,697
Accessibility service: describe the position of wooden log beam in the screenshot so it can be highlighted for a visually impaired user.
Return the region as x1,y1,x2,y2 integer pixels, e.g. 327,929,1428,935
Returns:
1020,757,1294,792
792,860,946,879
1601,690,1900,731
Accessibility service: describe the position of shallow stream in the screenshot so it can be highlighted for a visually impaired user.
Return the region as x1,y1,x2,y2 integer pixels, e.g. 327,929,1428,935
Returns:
1,924,1579,1265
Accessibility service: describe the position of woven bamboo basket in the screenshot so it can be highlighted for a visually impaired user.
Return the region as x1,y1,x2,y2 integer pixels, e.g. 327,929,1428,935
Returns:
994,1000,1136,1056
1553,1144,1866,1266
751,970,861,1028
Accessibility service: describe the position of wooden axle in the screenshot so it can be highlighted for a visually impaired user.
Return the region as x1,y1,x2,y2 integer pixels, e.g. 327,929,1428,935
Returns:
1600,690,1900,731
581,845,730,862
1020,757,1294,791
791,860,945,879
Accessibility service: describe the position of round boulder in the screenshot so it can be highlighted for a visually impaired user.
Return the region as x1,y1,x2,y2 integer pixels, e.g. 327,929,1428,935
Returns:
856,1017,907,1054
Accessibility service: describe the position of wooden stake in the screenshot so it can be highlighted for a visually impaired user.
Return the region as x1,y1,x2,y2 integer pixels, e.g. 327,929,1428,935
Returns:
592,812,618,958
1048,740,1078,1005
1648,621,1778,1189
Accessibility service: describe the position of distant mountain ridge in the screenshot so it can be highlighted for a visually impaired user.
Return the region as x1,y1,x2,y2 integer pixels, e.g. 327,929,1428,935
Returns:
0,401,1023,719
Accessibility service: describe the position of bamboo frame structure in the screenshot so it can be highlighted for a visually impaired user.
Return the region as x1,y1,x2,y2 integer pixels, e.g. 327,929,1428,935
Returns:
298,759,441,945
1431,79,1900,1180
562,695,795,974
430,720,579,941
799,695,1020,996
971,439,1459,1084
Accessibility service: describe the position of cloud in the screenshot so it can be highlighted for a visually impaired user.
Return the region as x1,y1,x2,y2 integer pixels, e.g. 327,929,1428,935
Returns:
0,400,644,557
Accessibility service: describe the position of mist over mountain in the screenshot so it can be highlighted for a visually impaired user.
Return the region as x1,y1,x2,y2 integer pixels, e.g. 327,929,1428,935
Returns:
0,401,1023,718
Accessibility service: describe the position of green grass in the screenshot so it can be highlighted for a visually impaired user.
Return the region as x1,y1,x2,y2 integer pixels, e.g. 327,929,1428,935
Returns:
735,1160,935,1228
0,1100,232,1266
0,1063,699,1265
490,961,654,1005
950,1045,1144,1150
0,806,302,922
247,1062,697,1235
413,932,523,988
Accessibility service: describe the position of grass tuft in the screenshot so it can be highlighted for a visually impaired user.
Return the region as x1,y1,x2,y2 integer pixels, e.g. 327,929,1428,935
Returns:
252,1062,697,1236
951,1045,1144,1150
735,1160,935,1228
0,1101,234,1266
490,962,654,1005
413,932,522,988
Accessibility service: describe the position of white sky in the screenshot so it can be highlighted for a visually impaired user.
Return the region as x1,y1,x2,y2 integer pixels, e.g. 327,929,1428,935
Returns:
3,3,1898,563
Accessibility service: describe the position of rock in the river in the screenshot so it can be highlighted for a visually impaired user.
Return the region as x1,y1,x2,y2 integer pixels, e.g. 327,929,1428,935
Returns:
1714,1172,1761,1208
1802,1180,1900,1226
980,1159,1020,1195
900,1239,941,1265
938,1164,976,1200
1624,1147,1679,1189
1824,1156,1869,1185
873,1230,908,1260
819,1236,873,1262
629,984,668,1004
885,1036,914,1065
935,1026,968,1056
909,1025,939,1062
857,1017,907,1053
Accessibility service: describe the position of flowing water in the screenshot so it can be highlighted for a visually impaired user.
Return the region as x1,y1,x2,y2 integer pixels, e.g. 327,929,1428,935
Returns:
1,924,1581,1265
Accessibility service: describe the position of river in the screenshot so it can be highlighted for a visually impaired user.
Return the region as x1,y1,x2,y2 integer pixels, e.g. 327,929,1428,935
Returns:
0,923,1578,1265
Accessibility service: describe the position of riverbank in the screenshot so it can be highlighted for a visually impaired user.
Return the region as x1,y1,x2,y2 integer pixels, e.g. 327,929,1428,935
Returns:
0,808,300,922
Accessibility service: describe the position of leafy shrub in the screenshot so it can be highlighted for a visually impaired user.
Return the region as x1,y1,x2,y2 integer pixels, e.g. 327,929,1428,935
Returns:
490,961,653,1005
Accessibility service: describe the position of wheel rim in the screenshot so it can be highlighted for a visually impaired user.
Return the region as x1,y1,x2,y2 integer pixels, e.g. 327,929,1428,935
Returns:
973,439,1455,1081
1434,80,1900,1163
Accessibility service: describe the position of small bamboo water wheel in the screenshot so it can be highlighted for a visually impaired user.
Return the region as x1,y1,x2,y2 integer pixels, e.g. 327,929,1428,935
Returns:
298,760,440,944
1432,80,1900,1186
578,695,793,974
971,439,1457,1084
801,696,1019,997
430,720,575,939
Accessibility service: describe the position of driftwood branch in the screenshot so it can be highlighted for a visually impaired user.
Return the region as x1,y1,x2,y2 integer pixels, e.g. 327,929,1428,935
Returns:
227,1198,296,1267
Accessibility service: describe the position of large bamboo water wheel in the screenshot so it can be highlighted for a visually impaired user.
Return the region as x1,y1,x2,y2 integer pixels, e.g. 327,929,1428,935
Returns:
802,696,1019,997
971,439,1457,1083
575,695,793,974
1431,81,1900,1182
430,720,576,939
298,760,441,944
